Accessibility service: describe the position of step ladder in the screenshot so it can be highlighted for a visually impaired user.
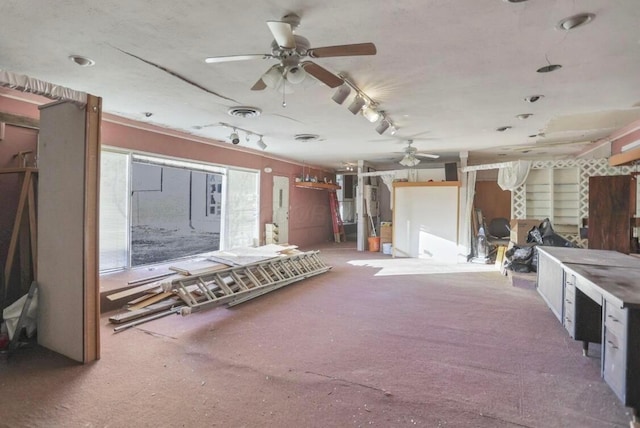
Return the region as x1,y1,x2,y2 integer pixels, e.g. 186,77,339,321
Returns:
328,191,346,243
170,251,331,315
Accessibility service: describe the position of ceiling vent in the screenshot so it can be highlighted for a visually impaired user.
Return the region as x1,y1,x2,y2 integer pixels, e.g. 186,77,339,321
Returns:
227,106,262,118
294,134,320,142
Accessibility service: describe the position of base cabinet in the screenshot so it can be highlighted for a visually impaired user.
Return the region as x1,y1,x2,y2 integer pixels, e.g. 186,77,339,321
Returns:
602,300,640,409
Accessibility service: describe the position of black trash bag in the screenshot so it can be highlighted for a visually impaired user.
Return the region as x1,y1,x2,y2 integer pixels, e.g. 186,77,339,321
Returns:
527,226,543,244
504,245,536,273
527,218,577,248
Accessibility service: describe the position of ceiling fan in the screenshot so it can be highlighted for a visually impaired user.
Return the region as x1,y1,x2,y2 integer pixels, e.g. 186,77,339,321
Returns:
204,13,376,92
397,140,440,167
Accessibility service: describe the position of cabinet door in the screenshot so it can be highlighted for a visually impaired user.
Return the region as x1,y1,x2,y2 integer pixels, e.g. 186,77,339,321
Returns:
536,251,564,322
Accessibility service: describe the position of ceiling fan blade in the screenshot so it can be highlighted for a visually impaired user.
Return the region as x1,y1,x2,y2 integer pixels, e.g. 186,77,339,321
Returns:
415,153,440,159
251,78,267,91
267,21,296,49
308,42,377,58
301,61,343,88
205,54,271,64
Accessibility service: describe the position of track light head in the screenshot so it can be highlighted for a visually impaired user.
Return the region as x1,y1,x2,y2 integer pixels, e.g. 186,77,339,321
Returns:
375,119,390,135
257,136,267,150
347,95,366,114
230,130,240,145
331,84,351,105
362,106,380,122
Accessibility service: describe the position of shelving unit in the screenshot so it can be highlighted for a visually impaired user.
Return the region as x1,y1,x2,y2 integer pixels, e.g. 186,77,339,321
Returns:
525,167,579,234
294,181,341,191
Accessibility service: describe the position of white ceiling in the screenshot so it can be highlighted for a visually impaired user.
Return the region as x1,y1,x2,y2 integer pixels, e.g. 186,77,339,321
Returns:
1,0,640,170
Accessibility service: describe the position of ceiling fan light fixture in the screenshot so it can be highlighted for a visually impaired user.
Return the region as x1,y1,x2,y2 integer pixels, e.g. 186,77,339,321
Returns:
331,84,351,104
262,66,284,88
285,65,306,84
399,154,420,167
348,95,366,115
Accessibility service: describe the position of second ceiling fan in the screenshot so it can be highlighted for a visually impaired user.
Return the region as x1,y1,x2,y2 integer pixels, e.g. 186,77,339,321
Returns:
205,13,376,92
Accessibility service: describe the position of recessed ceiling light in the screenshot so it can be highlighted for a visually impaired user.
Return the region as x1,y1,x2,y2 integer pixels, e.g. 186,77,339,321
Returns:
558,13,595,31
537,64,562,73
227,106,261,118
524,95,544,103
294,134,320,142
496,126,512,132
69,55,95,67
516,113,533,120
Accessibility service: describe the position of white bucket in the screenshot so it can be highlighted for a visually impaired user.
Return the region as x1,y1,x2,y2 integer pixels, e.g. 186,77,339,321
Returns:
382,243,392,255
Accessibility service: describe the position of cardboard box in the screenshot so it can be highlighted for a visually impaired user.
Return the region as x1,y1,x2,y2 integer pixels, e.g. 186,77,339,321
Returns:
380,223,392,244
509,219,540,245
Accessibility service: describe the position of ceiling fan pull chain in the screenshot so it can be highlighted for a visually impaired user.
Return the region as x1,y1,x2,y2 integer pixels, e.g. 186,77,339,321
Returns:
282,80,287,107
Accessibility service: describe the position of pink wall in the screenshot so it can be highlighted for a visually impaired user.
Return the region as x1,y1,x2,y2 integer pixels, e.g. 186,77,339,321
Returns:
102,119,334,247
610,118,640,155
1,92,334,250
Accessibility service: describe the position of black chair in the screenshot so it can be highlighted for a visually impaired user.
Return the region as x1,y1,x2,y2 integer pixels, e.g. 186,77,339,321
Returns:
487,217,511,246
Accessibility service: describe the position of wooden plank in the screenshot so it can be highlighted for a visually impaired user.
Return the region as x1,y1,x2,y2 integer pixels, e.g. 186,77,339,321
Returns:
3,170,31,296
169,261,228,276
27,178,37,278
127,292,173,311
126,292,158,305
128,272,174,285
108,297,181,324
106,282,163,301
0,112,39,129
0,167,38,174
83,94,101,363
609,146,640,166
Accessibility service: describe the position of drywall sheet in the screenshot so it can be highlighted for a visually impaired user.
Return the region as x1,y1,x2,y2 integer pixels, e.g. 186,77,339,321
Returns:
393,185,459,262
37,101,88,362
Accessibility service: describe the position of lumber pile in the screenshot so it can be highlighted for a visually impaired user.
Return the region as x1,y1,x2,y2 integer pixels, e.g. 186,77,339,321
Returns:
107,244,316,333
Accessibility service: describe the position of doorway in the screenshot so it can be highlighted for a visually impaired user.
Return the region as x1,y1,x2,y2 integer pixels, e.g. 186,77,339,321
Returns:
272,176,289,244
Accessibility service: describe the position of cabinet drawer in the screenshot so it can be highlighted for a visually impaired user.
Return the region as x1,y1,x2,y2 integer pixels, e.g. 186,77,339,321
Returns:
564,272,576,287
603,328,626,401
604,301,627,339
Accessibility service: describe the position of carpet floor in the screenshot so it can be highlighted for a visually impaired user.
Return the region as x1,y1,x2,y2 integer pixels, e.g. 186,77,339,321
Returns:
0,243,633,427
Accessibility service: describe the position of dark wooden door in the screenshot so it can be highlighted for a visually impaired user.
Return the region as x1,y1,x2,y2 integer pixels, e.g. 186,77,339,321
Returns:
588,175,635,253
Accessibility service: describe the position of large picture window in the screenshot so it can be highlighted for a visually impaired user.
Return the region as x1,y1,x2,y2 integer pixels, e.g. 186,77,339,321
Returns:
99,150,259,271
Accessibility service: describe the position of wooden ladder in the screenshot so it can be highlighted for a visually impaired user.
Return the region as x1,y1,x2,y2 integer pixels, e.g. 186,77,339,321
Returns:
328,191,346,243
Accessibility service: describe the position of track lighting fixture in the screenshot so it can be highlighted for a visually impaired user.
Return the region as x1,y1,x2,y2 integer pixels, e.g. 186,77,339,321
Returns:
335,74,397,135
219,122,267,151
331,84,351,104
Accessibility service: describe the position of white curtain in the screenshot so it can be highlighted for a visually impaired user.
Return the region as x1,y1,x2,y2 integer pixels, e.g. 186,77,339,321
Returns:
498,160,532,191
461,170,477,256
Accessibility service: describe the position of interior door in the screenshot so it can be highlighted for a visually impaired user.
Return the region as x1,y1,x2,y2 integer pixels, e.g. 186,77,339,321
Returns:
272,176,289,244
